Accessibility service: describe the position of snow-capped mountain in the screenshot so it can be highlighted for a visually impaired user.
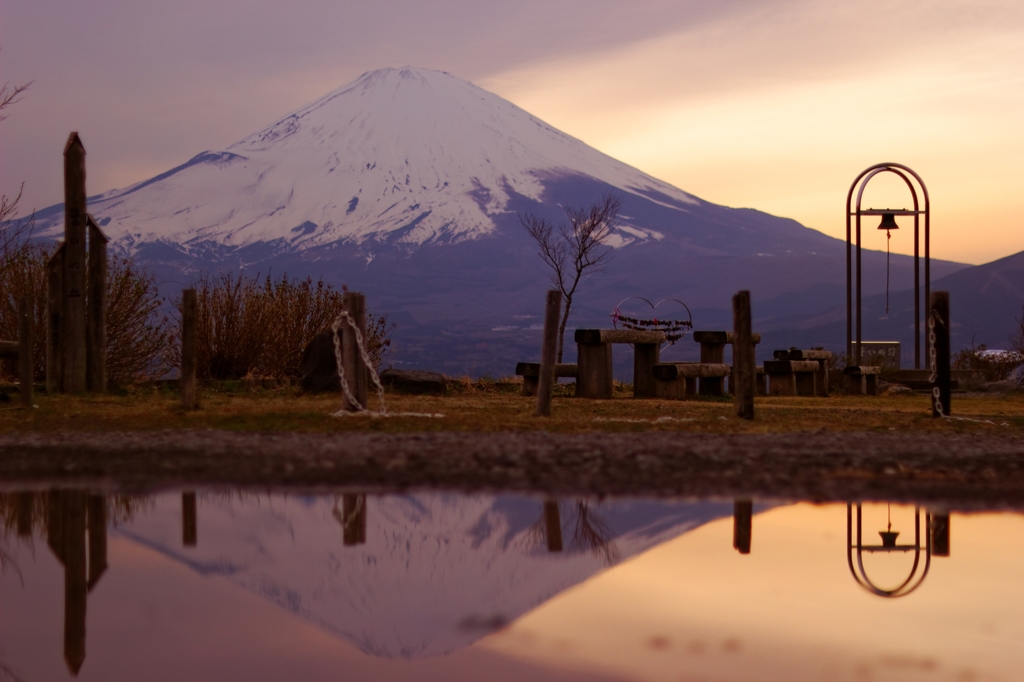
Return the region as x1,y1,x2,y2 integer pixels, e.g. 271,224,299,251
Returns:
36,68,689,252
116,493,738,659
29,67,972,375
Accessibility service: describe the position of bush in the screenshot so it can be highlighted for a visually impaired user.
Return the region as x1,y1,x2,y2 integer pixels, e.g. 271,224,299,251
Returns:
0,241,170,386
952,343,1022,382
171,273,393,381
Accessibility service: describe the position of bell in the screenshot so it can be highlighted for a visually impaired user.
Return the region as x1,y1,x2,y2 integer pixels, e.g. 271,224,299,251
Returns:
879,530,900,548
878,213,899,231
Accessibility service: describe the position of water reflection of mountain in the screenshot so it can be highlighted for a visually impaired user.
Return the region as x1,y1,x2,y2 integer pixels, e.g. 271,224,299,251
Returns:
117,494,739,659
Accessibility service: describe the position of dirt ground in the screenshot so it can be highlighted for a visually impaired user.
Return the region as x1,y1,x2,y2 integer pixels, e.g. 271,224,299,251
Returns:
1,385,1023,507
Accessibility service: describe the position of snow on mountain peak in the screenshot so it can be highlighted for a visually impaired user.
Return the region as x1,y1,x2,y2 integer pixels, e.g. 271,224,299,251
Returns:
37,67,695,252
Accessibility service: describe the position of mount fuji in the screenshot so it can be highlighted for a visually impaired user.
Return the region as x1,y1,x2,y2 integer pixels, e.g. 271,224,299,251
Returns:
30,67,975,375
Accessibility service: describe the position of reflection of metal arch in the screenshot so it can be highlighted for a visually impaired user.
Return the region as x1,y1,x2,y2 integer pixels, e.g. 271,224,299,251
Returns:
846,163,931,369
846,503,932,598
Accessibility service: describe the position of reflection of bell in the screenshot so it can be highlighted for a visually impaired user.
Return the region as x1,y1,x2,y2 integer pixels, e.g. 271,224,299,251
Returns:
878,213,899,231
879,530,900,548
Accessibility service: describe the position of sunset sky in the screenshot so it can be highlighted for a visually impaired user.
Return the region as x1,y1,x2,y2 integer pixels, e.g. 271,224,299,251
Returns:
2,0,1022,265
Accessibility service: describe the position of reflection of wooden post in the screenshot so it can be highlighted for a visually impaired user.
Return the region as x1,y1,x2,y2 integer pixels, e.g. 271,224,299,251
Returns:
182,492,197,547
342,494,366,546
181,290,197,409
15,492,33,537
931,512,950,557
46,245,65,393
536,290,561,416
87,495,108,590
63,492,87,675
341,292,368,411
47,490,67,564
63,133,88,393
18,296,33,406
86,216,108,393
733,500,752,554
543,500,563,552
930,292,951,417
732,291,754,419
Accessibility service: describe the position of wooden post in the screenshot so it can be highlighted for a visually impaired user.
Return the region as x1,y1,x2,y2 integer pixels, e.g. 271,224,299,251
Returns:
733,499,752,554
63,133,88,393
341,291,368,411
181,289,197,409
18,296,33,407
182,492,197,547
46,245,65,393
86,216,108,393
342,494,367,546
732,291,754,419
87,495,108,590
536,290,562,416
633,343,660,399
543,500,563,552
930,291,950,417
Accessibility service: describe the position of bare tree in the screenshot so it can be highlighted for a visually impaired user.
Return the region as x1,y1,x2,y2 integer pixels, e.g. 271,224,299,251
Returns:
520,193,621,363
0,47,33,257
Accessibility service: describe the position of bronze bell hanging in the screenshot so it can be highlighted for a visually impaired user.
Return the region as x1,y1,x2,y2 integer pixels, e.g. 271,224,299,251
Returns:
878,212,899,231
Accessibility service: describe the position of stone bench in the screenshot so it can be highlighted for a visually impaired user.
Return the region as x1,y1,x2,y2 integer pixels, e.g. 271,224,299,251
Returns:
574,329,666,399
692,331,761,396
653,362,730,400
773,349,834,396
515,362,580,397
764,359,821,396
845,365,882,396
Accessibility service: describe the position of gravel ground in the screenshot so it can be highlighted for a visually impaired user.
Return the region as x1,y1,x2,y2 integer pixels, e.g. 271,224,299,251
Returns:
1,430,1024,509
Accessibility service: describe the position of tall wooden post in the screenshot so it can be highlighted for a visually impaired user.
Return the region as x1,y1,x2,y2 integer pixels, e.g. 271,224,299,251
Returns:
63,492,88,675
46,245,65,393
536,290,562,417
182,492,197,547
732,291,755,420
543,500,563,552
18,296,33,407
341,291,368,411
733,499,752,554
63,133,88,393
181,289,197,409
930,291,950,417
86,215,108,393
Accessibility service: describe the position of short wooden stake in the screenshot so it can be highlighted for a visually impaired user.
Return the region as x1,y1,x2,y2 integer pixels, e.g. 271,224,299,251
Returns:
62,133,88,393
732,291,754,419
182,492,197,547
733,499,752,554
86,215,108,393
46,245,65,393
536,290,562,416
341,292,368,411
930,291,951,417
543,500,563,552
181,289,198,409
18,296,33,407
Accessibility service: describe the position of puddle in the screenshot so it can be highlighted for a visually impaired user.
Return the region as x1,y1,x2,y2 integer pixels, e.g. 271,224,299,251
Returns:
0,491,1020,681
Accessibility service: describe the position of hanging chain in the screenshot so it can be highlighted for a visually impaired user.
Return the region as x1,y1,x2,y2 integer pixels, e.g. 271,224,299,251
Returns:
885,230,891,314
331,310,387,416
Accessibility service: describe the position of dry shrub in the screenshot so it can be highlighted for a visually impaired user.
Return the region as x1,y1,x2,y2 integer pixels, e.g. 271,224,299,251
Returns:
172,273,393,380
952,343,1021,382
0,241,169,386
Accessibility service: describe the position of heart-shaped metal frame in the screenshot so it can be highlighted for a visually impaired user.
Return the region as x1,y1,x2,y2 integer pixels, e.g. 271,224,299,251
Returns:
611,296,693,345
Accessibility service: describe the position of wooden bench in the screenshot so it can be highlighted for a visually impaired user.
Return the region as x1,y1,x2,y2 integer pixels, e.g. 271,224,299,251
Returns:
515,362,579,397
653,362,730,400
763,360,819,396
574,329,666,399
773,349,834,396
845,365,882,396
693,330,761,396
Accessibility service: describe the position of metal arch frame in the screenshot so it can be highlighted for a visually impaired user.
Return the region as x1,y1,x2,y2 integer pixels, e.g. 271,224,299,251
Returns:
846,503,932,598
846,163,931,369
